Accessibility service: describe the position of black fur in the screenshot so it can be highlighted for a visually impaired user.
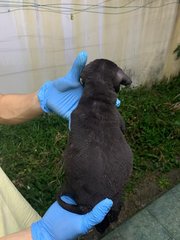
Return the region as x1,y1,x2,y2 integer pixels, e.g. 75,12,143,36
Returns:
57,59,133,233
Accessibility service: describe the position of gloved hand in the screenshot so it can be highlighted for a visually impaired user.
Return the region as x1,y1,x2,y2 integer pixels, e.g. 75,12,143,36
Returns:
37,51,87,120
31,197,113,240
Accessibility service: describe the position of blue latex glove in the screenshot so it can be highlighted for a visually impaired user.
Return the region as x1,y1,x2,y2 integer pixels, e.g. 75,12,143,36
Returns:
116,98,121,108
31,197,113,240
37,51,87,119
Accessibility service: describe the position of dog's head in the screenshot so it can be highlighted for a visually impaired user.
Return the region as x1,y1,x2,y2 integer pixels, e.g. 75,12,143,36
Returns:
80,59,132,92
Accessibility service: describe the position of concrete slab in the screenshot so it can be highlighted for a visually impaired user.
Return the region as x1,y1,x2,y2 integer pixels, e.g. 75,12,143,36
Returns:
171,184,180,200
102,184,180,240
147,185,180,240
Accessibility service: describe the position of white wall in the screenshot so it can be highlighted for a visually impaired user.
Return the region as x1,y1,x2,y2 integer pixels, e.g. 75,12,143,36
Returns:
0,0,179,93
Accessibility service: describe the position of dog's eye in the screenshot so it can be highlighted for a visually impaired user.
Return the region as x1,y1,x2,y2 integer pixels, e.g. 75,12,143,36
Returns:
80,77,84,86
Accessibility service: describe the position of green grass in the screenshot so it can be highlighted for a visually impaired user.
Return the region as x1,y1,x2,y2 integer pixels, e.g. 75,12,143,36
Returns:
0,74,179,215
157,175,171,190
0,116,68,214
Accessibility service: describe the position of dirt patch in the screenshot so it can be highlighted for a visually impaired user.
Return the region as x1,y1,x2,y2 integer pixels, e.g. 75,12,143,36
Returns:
81,168,180,240
115,169,180,224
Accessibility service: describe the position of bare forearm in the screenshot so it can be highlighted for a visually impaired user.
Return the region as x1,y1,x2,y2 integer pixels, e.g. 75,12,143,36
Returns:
0,93,43,124
0,229,32,240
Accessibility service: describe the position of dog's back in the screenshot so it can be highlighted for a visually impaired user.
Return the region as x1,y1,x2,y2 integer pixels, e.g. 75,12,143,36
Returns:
58,59,133,233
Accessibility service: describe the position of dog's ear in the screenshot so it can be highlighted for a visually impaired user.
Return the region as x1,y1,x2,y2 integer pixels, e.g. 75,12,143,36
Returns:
80,62,92,86
114,68,132,92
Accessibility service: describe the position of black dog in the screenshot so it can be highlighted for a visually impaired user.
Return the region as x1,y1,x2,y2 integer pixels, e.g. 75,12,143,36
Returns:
57,59,133,233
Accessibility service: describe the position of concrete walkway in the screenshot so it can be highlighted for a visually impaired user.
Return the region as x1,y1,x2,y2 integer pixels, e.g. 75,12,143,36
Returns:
103,184,180,240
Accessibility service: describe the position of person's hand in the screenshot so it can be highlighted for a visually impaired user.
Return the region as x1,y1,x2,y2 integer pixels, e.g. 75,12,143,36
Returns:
37,51,87,120
31,197,113,240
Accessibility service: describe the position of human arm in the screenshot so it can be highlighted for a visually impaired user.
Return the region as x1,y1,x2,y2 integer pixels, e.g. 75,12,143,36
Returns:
0,228,32,240
0,93,43,125
0,51,87,125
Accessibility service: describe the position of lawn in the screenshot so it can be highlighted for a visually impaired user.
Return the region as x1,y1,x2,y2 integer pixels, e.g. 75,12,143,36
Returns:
0,74,179,216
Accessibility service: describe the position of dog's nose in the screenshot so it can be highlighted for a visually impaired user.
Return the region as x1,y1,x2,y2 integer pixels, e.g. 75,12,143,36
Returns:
123,77,132,86
117,69,132,86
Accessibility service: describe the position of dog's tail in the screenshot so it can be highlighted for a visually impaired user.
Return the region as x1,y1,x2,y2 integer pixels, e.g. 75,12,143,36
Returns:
57,195,111,233
57,195,120,234
57,195,90,215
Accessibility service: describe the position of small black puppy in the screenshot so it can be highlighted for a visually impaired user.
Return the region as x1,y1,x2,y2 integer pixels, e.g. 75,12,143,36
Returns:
57,59,133,233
